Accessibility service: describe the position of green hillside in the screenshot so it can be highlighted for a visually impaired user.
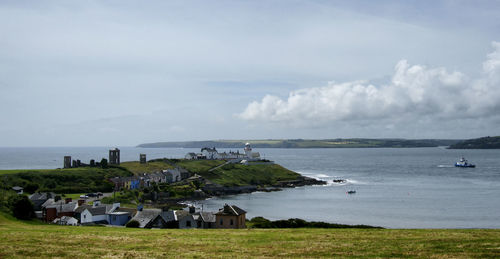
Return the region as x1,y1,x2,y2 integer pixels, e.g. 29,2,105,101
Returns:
448,136,500,149
0,167,132,194
1,213,499,258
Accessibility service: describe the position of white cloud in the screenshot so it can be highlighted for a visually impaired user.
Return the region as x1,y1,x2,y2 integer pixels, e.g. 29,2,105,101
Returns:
239,42,500,129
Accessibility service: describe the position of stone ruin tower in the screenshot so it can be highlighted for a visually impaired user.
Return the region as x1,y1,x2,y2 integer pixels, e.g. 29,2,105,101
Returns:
109,148,120,165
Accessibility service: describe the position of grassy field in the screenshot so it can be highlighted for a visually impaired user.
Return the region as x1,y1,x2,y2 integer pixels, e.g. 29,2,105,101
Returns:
1,213,499,258
205,163,300,186
120,161,174,175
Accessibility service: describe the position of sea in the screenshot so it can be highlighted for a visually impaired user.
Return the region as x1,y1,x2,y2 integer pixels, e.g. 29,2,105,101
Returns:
1,146,499,229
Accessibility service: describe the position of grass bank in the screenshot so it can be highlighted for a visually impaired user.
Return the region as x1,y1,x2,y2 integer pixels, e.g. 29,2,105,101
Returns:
0,213,499,258
0,167,132,194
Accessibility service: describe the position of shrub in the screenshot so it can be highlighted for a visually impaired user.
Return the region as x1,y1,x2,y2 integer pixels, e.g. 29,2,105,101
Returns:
23,182,39,193
9,195,35,220
126,220,140,228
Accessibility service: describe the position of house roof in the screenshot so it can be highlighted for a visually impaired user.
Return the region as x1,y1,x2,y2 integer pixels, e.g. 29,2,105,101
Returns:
197,212,216,223
45,202,78,213
114,207,137,214
174,210,190,221
29,192,55,201
130,209,161,228
74,204,92,213
215,204,246,216
87,206,108,216
12,186,23,191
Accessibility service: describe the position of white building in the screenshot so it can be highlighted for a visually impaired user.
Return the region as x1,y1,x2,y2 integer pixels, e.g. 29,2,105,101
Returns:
201,147,219,159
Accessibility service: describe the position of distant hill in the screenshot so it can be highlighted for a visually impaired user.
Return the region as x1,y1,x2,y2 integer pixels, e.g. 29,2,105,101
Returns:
448,136,500,149
137,139,461,148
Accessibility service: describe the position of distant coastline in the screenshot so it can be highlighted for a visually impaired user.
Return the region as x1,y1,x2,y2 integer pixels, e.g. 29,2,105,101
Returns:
448,136,500,149
137,138,461,149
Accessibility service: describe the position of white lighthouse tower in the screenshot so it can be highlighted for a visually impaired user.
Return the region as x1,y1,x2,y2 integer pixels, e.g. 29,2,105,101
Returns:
244,143,252,158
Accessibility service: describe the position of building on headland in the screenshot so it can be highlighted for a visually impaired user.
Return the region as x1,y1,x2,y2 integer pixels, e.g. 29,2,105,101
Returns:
64,156,72,168
109,148,120,165
185,143,261,161
140,154,147,164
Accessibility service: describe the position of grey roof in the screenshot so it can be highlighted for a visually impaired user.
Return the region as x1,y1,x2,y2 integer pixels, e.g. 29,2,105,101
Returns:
197,212,216,223
130,209,161,228
45,202,78,213
174,210,190,220
215,204,246,216
74,204,92,213
29,192,55,201
87,206,107,216
75,204,112,215
12,186,23,191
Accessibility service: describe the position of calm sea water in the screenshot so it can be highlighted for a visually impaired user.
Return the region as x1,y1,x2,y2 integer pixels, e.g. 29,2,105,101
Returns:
1,147,499,228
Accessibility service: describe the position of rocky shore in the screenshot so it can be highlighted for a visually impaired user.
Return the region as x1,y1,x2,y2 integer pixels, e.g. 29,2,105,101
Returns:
200,175,326,197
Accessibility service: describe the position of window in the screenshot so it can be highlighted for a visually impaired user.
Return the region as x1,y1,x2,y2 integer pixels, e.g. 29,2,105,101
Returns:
220,219,223,225
83,215,86,219
230,219,234,225
186,221,191,227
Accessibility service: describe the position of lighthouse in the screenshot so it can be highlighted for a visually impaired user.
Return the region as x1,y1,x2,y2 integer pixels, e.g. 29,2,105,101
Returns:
244,143,252,158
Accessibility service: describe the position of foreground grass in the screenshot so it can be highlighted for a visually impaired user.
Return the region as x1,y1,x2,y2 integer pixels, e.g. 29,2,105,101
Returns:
1,214,499,258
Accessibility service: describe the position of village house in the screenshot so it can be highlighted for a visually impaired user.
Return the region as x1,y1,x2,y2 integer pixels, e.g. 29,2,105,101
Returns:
179,211,216,229
129,208,163,228
107,206,136,226
215,204,247,229
76,201,117,224
162,168,181,183
29,192,56,211
42,199,78,222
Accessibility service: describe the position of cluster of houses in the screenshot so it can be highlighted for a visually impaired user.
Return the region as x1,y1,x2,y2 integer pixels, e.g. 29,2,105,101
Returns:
185,143,261,161
28,192,246,229
109,167,190,191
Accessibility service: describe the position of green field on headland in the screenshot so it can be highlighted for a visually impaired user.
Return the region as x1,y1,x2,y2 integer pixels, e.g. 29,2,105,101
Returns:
448,136,500,149
138,138,461,148
1,213,499,258
0,159,305,195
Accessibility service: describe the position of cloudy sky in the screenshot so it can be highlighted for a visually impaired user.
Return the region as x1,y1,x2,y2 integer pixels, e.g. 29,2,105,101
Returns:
1,0,500,146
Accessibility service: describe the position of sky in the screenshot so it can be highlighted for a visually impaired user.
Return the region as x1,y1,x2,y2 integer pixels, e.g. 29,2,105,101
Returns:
1,0,500,146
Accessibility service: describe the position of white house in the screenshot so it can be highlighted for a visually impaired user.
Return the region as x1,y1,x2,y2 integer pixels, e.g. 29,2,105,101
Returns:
201,147,219,159
79,201,118,224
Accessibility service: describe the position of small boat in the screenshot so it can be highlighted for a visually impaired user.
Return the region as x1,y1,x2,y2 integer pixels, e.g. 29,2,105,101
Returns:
346,190,356,194
455,157,475,168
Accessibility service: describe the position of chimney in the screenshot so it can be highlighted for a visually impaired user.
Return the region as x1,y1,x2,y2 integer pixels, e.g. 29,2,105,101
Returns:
189,206,195,214
77,199,85,206
65,198,72,204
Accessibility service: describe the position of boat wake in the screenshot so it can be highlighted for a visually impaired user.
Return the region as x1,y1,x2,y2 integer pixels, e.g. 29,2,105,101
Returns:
437,165,454,168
